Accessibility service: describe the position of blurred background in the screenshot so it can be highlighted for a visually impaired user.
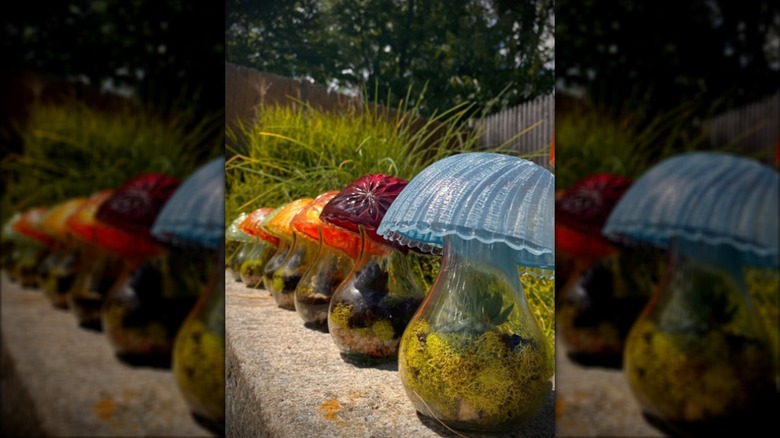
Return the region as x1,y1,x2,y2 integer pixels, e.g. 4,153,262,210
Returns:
555,0,778,186
1,1,225,436
554,1,779,436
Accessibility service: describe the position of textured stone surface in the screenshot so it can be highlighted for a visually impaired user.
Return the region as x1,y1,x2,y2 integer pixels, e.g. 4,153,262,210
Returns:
225,272,555,438
0,272,211,437
554,338,662,437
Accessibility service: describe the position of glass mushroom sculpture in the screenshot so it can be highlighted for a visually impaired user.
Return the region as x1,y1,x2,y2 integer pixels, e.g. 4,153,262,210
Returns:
150,157,225,436
66,190,157,331
555,173,663,368
321,174,426,365
1,213,23,279
237,207,279,288
378,152,555,433
555,173,630,289
95,173,209,368
258,205,288,294
225,212,251,282
290,191,358,329
13,206,55,288
265,198,315,309
38,198,88,308
603,152,779,437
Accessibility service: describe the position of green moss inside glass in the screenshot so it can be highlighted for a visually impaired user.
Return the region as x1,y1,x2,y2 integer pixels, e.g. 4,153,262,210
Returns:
321,174,426,364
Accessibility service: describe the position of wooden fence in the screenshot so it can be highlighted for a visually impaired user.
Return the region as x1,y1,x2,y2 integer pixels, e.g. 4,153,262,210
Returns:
225,62,362,152
707,92,779,165
470,94,554,169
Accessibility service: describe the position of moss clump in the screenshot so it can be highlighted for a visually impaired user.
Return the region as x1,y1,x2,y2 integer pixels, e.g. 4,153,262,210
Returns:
558,302,624,356
371,320,395,342
42,266,76,309
173,318,225,426
103,303,171,354
328,303,401,360
399,320,552,431
625,318,774,425
745,267,780,380
239,259,266,288
329,302,353,328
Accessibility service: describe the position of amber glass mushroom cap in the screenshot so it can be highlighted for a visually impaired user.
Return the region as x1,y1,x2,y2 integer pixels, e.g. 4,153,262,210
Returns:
264,198,314,240
40,198,88,244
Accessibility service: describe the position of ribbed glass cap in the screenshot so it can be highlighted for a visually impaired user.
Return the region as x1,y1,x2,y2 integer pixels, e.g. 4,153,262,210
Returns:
603,152,779,268
151,157,225,252
378,152,555,268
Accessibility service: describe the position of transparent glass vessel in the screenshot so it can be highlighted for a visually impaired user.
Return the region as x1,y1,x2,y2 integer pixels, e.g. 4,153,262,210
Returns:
227,240,246,282
294,228,354,329
41,248,80,309
1,239,16,278
328,226,425,364
239,240,275,289
102,249,210,368
624,243,776,437
398,236,553,432
557,248,662,368
68,248,124,331
269,233,317,310
262,238,291,294
36,248,59,289
172,256,225,436
14,242,49,288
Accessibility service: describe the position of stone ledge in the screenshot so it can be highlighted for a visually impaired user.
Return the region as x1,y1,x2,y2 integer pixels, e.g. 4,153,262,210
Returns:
225,272,554,438
0,272,211,437
554,339,662,437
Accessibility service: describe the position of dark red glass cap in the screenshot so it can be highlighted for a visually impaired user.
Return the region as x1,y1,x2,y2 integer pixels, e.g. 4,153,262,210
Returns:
320,174,408,246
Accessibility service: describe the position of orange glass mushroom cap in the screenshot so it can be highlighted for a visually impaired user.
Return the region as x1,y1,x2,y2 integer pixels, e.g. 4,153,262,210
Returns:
14,207,55,247
263,198,314,240
291,191,363,259
239,207,280,246
67,190,163,259
40,198,89,244
290,192,337,242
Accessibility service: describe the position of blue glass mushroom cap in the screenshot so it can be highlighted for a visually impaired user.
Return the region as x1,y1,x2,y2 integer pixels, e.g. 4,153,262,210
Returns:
151,157,225,252
378,152,554,269
602,152,779,268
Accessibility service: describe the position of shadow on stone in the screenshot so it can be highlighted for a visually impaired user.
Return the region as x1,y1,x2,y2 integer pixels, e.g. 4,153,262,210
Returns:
78,321,102,332
339,353,398,372
303,322,329,333
114,352,172,370
192,411,224,437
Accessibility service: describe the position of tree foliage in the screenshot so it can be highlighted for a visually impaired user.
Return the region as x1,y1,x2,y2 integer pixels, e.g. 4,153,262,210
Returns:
226,0,554,117
2,1,224,118
556,0,780,116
